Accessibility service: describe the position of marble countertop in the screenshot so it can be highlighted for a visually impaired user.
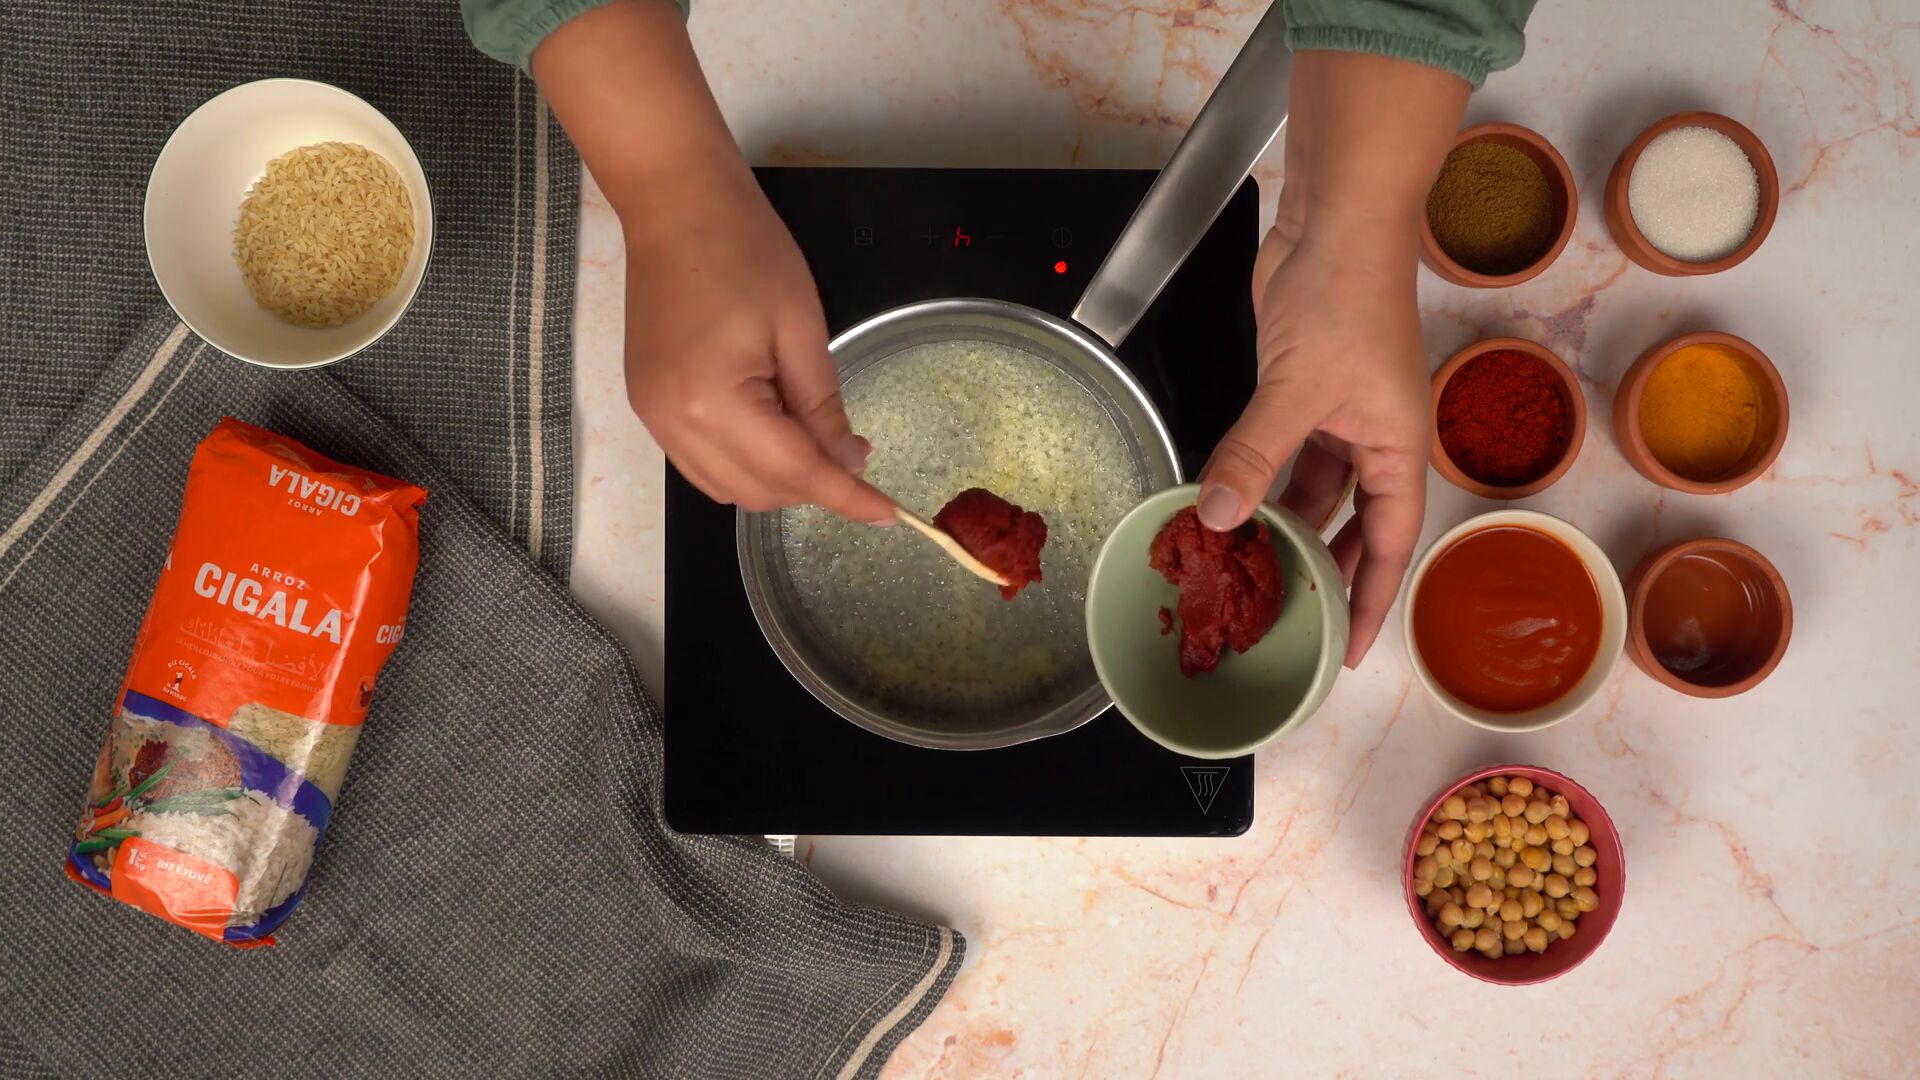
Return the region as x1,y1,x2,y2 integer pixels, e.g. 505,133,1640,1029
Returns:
566,2,1920,1075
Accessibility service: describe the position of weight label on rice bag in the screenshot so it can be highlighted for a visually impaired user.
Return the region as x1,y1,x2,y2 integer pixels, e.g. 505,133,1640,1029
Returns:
65,418,425,947
111,839,239,942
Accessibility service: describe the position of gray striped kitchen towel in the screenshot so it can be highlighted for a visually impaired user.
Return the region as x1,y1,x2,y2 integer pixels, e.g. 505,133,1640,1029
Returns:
2,0,574,575
0,2,963,1077
0,318,963,1077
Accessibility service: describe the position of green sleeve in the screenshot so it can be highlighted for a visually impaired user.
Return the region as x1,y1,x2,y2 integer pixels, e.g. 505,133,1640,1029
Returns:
1283,0,1537,88
462,0,690,71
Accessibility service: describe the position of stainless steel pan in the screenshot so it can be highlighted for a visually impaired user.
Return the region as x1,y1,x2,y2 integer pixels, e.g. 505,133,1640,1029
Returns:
739,5,1293,750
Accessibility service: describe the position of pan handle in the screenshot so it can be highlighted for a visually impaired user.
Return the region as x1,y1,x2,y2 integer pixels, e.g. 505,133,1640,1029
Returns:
1070,2,1291,349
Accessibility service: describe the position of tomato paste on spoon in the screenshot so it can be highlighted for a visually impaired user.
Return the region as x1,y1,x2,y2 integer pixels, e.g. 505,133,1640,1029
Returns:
933,488,1048,600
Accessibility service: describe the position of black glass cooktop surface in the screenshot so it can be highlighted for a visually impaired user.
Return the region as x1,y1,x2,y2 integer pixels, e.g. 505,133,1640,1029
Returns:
665,167,1258,836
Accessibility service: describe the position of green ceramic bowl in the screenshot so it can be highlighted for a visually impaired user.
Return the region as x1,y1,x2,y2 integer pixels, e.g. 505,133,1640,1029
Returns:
1086,484,1350,759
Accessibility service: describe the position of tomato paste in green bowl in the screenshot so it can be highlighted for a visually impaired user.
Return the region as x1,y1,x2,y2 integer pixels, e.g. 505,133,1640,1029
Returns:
1085,484,1349,759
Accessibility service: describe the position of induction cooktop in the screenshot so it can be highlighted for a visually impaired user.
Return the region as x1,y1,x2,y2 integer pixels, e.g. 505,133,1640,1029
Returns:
664,167,1259,836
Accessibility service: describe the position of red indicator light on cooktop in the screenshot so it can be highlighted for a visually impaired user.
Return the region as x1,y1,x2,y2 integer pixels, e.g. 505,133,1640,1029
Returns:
1053,260,1068,274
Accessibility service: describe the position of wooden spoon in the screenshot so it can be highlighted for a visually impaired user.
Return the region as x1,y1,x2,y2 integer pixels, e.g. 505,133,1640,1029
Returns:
892,506,1011,589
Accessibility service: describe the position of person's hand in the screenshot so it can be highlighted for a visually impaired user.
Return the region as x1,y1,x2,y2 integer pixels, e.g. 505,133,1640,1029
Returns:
1194,50,1470,666
1197,204,1429,667
533,0,891,523
621,163,891,521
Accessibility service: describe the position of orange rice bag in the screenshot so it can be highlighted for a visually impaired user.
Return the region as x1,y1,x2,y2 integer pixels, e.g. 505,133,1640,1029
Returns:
65,418,426,945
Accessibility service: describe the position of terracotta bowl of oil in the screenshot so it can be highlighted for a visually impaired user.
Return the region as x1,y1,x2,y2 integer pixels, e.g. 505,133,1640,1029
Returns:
1626,538,1791,698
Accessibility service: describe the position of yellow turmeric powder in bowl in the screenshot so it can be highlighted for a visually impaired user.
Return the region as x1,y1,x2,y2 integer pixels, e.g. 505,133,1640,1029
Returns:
1638,345,1760,480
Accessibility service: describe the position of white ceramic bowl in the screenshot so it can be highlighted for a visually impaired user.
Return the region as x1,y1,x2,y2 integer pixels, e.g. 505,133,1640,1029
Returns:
1403,509,1626,732
144,79,433,369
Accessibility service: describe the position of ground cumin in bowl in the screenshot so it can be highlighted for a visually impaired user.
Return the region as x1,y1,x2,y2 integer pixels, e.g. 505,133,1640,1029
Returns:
1429,337,1587,499
1421,124,1577,288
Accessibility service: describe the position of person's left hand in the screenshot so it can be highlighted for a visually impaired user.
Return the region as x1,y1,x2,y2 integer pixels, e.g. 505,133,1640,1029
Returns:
1194,204,1430,668
1192,48,1467,668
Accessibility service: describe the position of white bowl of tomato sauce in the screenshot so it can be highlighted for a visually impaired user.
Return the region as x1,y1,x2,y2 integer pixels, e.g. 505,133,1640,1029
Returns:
1404,510,1626,732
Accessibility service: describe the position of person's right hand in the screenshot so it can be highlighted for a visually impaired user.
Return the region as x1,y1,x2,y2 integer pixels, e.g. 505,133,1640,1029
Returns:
620,160,893,522
532,0,891,523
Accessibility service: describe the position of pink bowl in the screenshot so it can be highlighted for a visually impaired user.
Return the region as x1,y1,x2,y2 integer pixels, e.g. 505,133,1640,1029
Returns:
1402,764,1626,984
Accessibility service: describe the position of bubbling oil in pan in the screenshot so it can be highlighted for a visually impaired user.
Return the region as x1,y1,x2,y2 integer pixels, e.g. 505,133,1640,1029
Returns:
780,339,1146,726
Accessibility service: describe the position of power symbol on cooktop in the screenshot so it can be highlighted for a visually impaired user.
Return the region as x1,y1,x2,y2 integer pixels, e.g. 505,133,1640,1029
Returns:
1050,226,1073,248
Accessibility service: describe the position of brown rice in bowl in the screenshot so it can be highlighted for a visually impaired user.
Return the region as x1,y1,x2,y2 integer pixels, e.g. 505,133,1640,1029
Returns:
233,141,415,327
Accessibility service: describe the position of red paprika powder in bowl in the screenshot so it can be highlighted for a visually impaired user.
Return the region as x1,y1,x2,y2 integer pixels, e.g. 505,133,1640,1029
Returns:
1430,337,1586,499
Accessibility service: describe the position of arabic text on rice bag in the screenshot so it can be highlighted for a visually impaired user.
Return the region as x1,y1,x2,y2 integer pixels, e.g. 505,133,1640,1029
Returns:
65,418,426,946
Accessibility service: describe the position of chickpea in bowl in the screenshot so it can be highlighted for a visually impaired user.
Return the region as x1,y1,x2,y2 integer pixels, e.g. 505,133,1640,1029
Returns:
1403,765,1624,984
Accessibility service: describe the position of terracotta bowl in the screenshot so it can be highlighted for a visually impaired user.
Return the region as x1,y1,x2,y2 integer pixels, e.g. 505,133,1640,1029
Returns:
1404,764,1626,985
1430,337,1587,499
1613,331,1789,494
1604,111,1780,276
1421,123,1578,288
1626,537,1792,697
